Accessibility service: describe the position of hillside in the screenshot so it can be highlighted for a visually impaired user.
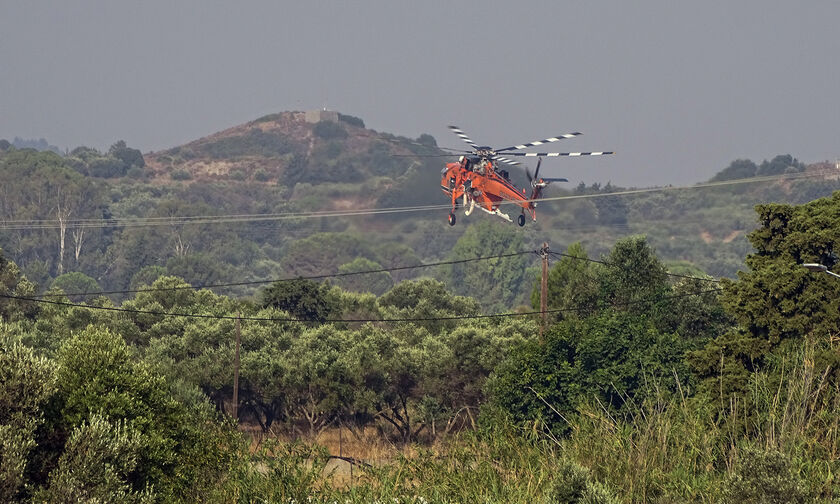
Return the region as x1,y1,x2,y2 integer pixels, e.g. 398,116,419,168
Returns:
1,112,839,310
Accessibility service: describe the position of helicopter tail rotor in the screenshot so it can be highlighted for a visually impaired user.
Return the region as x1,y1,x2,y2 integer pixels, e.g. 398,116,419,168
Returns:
528,157,568,201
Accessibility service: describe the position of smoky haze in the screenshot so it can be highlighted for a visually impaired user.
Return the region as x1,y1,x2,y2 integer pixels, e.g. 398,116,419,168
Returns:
0,1,837,186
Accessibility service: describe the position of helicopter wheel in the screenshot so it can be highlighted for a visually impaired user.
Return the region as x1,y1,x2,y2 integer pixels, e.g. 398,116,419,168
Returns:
517,214,526,227
448,213,456,226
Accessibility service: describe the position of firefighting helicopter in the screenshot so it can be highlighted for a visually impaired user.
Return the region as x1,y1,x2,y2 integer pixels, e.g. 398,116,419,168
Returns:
439,125,613,226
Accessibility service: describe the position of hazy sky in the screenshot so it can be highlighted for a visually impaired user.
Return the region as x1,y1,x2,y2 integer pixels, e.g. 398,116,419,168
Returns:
1,1,838,186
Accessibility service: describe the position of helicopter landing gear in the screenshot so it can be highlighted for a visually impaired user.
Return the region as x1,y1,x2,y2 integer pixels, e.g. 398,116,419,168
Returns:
517,214,526,227
448,213,456,226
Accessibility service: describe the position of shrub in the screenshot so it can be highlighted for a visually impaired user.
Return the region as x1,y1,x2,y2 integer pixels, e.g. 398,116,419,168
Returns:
126,166,145,179
170,169,192,180
199,129,294,159
312,120,348,140
88,156,127,178
337,113,365,128
722,445,809,504
254,113,281,124
416,133,437,146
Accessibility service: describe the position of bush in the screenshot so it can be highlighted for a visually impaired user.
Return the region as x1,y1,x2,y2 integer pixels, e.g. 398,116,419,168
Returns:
757,154,806,177
547,459,620,504
312,120,348,140
254,113,281,124
126,166,145,179
722,445,809,504
170,169,192,180
711,159,758,182
88,156,127,178
253,169,270,182
199,129,294,159
416,133,437,146
337,113,365,128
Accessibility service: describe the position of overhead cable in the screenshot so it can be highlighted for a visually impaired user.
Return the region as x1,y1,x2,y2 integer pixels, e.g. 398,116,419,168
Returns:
0,287,722,324
547,251,721,283
33,250,538,299
0,169,835,231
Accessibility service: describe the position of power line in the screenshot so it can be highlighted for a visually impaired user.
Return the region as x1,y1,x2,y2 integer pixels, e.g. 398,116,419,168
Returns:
0,287,723,324
547,251,721,283
33,250,538,299
0,168,835,231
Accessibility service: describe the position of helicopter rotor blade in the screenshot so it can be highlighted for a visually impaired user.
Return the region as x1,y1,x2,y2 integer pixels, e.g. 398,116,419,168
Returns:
390,153,460,158
448,125,479,149
438,146,474,153
496,132,583,152
497,151,614,157
492,156,520,166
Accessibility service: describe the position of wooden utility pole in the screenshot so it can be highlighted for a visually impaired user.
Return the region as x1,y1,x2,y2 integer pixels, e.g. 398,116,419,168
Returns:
233,312,241,421
540,242,549,343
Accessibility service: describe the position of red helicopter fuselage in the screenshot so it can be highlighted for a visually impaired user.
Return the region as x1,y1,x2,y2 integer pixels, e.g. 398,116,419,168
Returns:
440,156,536,225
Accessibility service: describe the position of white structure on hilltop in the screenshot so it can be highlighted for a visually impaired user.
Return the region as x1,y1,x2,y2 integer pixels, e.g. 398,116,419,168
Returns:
305,109,339,124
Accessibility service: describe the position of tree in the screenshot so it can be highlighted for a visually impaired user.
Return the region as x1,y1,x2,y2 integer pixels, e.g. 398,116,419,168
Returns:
335,257,393,295
0,250,38,321
282,326,357,437
441,221,532,311
347,325,431,443
109,140,145,169
50,272,101,302
47,326,238,501
710,159,758,182
129,265,167,290
261,278,339,323
487,312,688,434
595,195,628,225
0,149,100,276
0,339,56,502
378,278,480,334
689,192,840,402
757,154,805,177
416,133,437,147
598,235,668,311
37,415,151,504
166,253,232,288
88,156,127,178
337,113,365,128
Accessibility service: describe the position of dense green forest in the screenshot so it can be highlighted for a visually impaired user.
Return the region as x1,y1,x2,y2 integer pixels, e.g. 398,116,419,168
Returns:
2,116,840,502
0,117,838,312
